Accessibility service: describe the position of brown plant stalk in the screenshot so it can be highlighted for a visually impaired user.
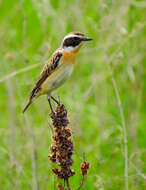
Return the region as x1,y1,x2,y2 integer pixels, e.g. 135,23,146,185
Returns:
48,103,90,190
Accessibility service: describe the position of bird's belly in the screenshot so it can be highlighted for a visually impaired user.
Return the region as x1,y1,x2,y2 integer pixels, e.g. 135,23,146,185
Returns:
42,65,73,94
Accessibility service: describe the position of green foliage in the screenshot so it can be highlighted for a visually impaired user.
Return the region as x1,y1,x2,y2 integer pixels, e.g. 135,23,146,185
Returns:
0,0,146,189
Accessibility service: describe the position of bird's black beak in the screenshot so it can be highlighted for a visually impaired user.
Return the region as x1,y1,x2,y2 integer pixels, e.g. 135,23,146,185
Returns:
82,37,93,41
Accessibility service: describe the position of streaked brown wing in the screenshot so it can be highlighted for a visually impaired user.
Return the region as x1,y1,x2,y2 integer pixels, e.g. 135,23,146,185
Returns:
30,51,62,99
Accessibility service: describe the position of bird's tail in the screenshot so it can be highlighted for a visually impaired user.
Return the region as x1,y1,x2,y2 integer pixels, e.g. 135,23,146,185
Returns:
22,100,32,114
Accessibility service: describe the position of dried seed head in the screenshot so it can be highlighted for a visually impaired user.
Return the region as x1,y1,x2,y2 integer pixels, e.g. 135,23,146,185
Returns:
49,104,90,189
52,168,75,179
50,145,57,152
48,153,56,163
80,161,90,176
49,104,75,181
50,104,69,128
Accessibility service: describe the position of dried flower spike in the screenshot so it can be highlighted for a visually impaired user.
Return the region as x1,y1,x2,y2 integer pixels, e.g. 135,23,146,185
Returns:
80,161,90,176
49,104,75,189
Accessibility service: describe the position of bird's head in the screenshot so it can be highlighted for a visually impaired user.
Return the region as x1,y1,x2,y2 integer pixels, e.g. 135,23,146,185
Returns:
61,32,93,53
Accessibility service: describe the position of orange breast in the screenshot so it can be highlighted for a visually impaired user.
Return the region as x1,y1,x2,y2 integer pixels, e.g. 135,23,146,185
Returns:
62,51,76,65
61,44,83,65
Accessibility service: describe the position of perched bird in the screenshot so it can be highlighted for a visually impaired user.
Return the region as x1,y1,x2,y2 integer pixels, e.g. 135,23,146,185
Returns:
22,32,92,113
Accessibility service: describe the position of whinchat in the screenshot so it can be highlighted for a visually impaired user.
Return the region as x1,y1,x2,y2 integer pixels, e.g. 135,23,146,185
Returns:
22,32,92,113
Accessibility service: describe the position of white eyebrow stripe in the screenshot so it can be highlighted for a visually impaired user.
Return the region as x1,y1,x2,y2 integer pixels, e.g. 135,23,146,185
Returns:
63,34,79,40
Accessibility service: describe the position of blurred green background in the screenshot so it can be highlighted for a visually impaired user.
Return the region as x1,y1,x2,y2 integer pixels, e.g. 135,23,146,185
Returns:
0,0,146,189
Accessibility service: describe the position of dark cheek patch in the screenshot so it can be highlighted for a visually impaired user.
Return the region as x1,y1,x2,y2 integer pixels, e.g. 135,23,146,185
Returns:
63,37,81,47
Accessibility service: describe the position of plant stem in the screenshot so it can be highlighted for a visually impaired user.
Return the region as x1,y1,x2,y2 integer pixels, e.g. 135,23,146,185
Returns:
108,63,128,190
76,175,85,190
66,179,71,190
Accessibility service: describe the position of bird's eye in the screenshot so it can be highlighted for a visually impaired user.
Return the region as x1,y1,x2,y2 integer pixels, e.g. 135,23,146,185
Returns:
74,37,79,40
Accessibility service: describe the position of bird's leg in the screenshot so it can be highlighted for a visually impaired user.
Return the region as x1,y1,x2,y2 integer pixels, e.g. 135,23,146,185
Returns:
48,95,58,120
51,96,60,105
48,95,54,113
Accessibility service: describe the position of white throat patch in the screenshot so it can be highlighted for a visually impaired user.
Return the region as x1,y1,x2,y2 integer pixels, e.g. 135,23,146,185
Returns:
63,46,75,52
